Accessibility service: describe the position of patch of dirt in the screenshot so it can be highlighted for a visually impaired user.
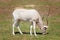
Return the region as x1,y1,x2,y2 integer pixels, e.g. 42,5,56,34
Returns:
48,5,60,16
48,0,60,2
0,0,12,2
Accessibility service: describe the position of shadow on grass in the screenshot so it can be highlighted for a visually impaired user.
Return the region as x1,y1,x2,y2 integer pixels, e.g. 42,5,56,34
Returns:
15,32,49,35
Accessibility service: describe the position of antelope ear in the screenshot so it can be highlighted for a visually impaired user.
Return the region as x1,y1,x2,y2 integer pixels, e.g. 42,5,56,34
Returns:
44,25,48,28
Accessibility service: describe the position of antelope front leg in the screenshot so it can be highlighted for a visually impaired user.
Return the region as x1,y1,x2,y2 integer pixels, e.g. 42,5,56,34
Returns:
33,21,37,36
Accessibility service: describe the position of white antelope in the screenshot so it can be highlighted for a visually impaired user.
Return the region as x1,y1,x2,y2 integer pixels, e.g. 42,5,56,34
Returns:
12,8,48,36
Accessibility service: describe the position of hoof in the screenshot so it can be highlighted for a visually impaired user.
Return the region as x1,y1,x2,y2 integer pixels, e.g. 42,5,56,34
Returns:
35,34,37,36
21,33,23,35
13,33,15,35
42,33,46,35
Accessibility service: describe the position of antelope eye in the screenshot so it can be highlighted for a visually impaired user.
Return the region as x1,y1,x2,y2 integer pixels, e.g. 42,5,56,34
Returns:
44,27,47,30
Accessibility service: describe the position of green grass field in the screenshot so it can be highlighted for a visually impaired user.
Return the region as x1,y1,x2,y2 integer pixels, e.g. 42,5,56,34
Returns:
0,0,60,40
0,13,60,40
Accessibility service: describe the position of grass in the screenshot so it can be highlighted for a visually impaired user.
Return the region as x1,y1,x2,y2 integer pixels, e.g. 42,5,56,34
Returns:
0,0,60,40
0,13,60,40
